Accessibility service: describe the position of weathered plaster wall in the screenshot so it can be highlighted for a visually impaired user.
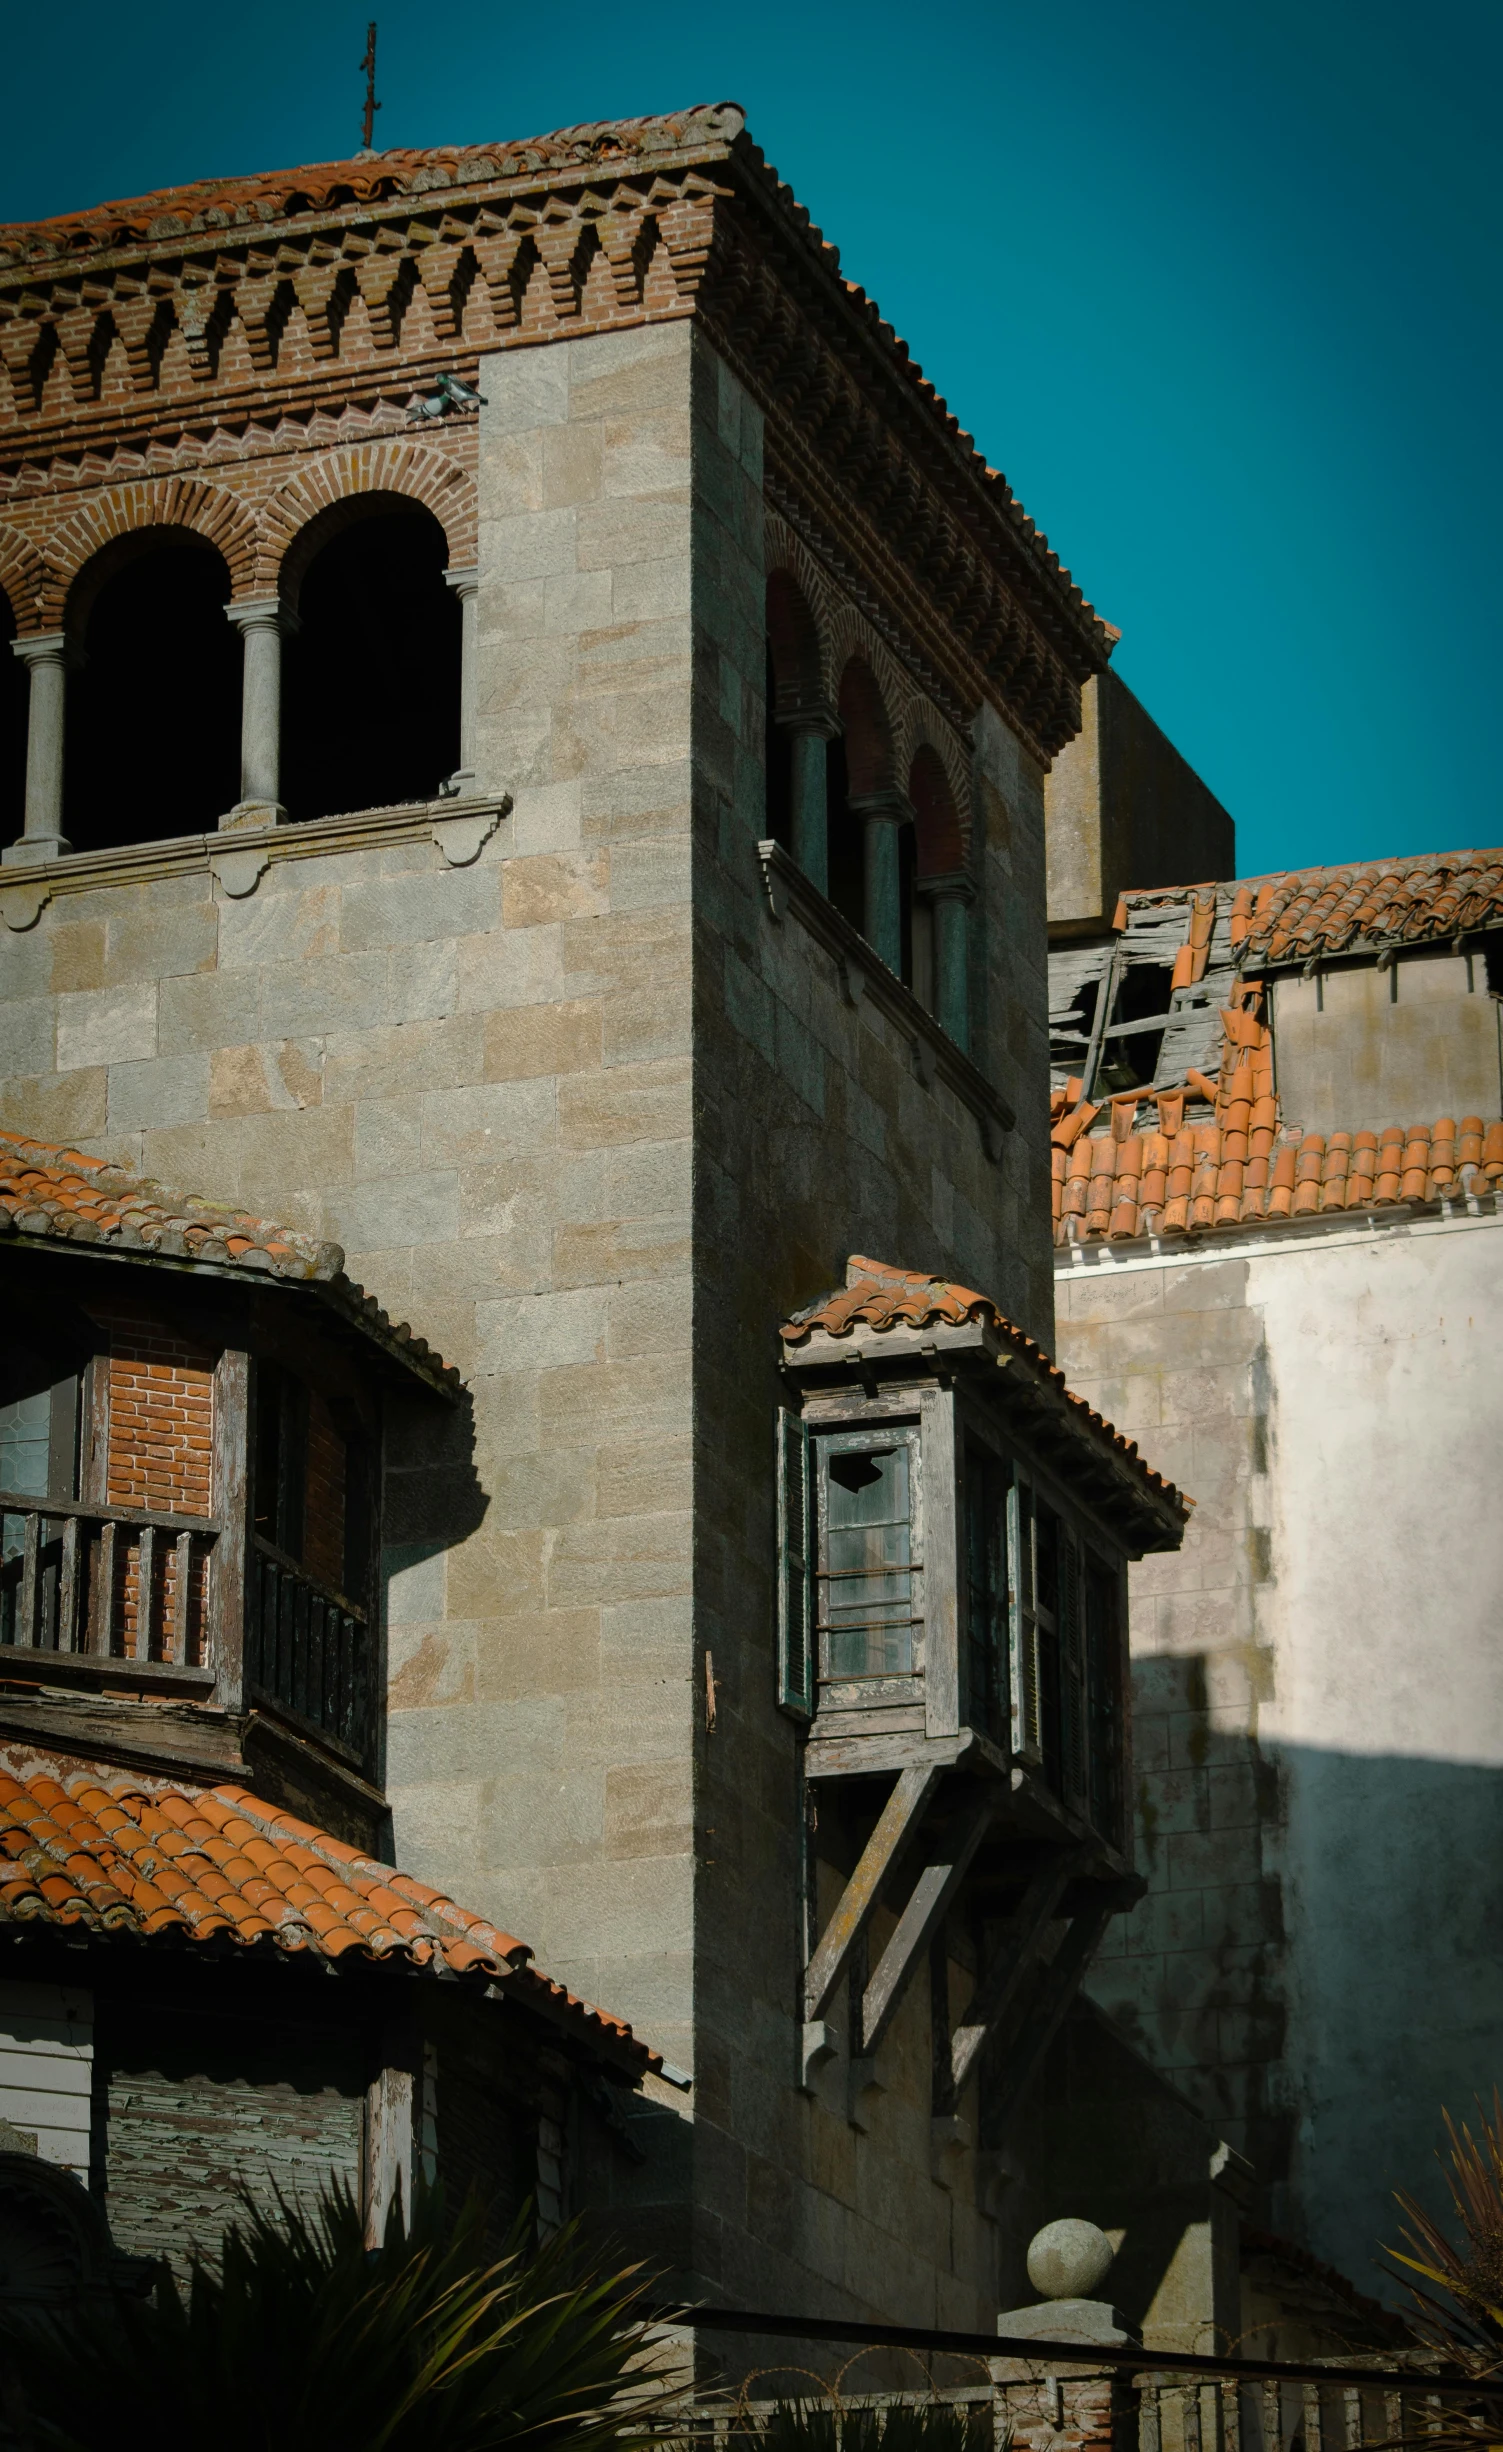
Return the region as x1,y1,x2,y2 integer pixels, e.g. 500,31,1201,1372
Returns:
1056,1211,1503,2295
1271,951,1502,1134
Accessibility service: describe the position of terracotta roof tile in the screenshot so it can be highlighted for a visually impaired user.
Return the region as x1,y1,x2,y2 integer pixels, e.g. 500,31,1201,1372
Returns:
1117,851,1503,968
1052,1112,1501,1247
782,1257,1188,1523
0,1769,657,2072
0,1127,458,1395
0,110,746,263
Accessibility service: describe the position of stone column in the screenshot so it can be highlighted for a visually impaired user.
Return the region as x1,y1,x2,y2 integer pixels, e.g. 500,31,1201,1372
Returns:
5,635,72,866
788,721,834,894
443,565,480,794
223,598,295,829
919,868,976,1052
850,788,910,977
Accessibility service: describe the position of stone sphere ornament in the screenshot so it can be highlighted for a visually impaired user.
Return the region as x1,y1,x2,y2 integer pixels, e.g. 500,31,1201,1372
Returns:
1026,2218,1116,2301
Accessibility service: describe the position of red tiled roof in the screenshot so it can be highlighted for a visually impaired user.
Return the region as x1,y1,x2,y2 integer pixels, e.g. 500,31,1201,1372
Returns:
0,1770,655,2071
1233,852,1503,962
0,1128,457,1394
1053,1114,1503,1245
0,109,743,261
783,1257,1189,1523
1114,851,1503,967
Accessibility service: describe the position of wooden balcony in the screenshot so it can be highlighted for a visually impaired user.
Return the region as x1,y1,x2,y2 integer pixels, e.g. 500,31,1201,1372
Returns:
0,1493,370,1766
247,1536,370,1760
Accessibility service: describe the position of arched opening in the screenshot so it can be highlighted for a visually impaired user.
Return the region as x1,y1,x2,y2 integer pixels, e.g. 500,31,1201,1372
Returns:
63,533,240,851
908,746,966,1012
764,571,825,868
0,593,26,849
906,745,971,1045
834,659,901,963
280,499,459,821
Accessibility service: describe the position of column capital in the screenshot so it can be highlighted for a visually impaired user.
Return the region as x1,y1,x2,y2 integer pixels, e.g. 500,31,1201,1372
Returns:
224,596,300,638
10,631,71,671
849,787,915,829
773,693,839,741
916,865,977,905
444,564,480,601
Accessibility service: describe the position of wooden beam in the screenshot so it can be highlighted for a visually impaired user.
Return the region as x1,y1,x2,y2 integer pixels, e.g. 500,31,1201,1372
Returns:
947,1852,1084,2104
211,1346,250,1713
986,1903,1115,2131
802,1764,941,2024
859,1795,997,2057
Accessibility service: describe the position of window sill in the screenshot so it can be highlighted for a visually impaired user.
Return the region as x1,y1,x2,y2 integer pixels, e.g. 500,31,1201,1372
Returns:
756,839,1015,1159
0,792,513,930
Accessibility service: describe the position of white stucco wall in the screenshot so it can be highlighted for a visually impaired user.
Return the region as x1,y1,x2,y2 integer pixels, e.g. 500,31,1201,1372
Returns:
1056,1207,1503,2300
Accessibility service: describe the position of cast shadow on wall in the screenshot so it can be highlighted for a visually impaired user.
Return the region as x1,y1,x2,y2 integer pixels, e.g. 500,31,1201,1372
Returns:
1084,1648,1503,2312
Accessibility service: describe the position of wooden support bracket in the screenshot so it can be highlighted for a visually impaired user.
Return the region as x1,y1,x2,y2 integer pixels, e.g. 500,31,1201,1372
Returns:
801,1764,940,2026
986,1902,1116,2132
859,1794,997,2058
947,1850,1086,2106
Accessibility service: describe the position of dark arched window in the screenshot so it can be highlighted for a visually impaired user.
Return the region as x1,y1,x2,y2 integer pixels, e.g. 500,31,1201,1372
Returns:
907,746,971,1046
0,592,26,849
64,534,239,851
280,500,459,821
833,659,902,964
764,571,827,876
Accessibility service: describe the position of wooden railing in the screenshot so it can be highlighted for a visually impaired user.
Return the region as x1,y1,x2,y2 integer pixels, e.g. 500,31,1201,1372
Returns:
246,1536,369,1759
0,1491,218,1670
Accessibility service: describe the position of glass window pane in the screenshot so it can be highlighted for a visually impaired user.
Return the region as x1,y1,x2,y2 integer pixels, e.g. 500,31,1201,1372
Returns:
0,1391,50,1499
819,1441,917,1678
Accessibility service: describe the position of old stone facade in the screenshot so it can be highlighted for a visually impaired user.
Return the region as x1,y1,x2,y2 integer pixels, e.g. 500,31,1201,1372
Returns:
1044,856,1503,2303
0,103,1221,2332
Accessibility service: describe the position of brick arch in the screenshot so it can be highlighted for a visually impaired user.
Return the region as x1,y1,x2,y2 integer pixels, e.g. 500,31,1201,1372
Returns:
44,478,257,632
908,743,966,876
766,565,825,719
900,712,972,862
0,527,49,636
837,656,897,798
257,441,479,603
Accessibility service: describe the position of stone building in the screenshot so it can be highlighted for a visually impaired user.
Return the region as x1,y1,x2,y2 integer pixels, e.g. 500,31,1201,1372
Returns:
0,1126,658,2292
0,101,1233,2331
1045,849,1503,2305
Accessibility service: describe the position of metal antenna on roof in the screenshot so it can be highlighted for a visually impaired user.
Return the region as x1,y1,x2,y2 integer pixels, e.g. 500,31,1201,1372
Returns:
358,22,381,154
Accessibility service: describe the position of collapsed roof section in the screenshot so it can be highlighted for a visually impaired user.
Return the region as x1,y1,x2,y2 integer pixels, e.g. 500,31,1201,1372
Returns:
1047,850,1503,1250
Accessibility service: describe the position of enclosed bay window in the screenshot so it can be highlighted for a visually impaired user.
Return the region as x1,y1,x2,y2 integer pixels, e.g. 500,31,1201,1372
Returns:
778,1260,1181,1858
781,1256,1186,2114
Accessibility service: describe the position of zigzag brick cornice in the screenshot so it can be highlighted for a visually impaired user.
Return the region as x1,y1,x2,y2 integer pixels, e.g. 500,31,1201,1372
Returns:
0,103,1111,754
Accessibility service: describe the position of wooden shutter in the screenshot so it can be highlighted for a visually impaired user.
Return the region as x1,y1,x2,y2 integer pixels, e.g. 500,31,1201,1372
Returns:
776,1409,813,1717
1057,1533,1089,1813
1007,1476,1042,1764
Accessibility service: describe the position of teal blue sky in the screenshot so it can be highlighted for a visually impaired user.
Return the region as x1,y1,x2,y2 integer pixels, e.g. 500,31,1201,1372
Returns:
4,0,1497,879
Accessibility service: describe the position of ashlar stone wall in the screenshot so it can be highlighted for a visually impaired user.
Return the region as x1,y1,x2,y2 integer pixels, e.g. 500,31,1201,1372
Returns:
0,308,1062,2322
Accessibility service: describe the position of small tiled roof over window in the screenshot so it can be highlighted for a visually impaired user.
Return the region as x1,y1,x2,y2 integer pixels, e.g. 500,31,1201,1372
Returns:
0,1128,458,1394
783,1256,1189,1526
0,1769,656,2072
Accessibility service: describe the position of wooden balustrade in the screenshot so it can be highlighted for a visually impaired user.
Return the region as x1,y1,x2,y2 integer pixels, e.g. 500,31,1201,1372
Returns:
0,1490,219,1669
246,1535,369,1759
0,1494,372,1766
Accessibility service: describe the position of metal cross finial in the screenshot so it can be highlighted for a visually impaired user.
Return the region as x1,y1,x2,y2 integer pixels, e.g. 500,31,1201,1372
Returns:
359,22,381,153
